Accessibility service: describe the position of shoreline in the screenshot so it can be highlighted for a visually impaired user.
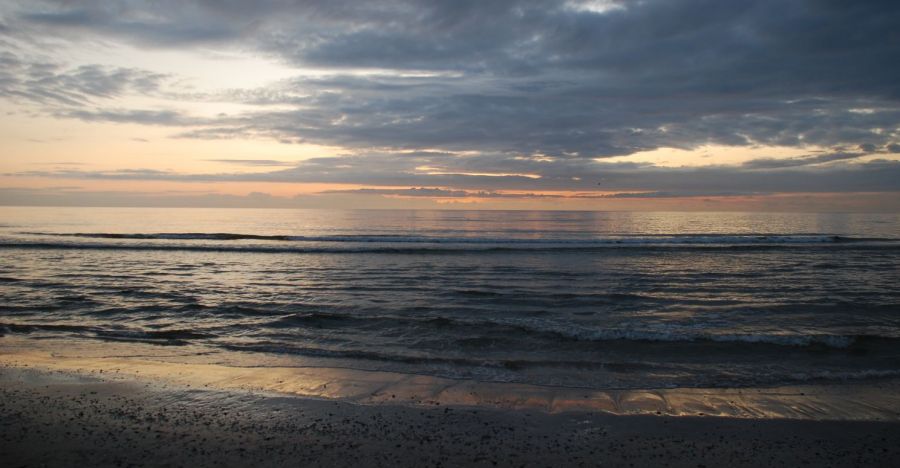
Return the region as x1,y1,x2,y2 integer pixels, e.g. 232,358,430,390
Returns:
3,365,900,467
2,335,899,421
4,336,900,466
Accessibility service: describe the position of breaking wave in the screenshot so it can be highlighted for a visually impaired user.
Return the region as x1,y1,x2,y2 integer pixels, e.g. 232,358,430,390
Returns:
3,232,896,254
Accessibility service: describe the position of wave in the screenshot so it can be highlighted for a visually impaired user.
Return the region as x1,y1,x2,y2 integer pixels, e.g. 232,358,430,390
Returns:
3,234,896,254
5,319,900,388
5,314,893,351
575,329,866,348
21,231,894,244
214,340,900,389
0,322,214,344
260,312,897,350
222,343,900,388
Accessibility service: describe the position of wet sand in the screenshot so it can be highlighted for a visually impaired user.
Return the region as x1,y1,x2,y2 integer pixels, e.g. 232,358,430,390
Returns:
2,336,900,466
3,366,900,467
3,336,900,420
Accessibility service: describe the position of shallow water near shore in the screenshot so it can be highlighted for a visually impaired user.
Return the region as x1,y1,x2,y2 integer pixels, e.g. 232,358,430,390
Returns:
3,336,900,420
2,207,899,402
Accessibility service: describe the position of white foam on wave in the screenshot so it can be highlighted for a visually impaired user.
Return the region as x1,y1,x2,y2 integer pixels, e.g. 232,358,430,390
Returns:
18,231,893,247
491,316,867,348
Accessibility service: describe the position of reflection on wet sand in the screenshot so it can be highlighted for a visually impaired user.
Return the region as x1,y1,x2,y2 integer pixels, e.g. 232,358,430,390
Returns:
2,336,898,421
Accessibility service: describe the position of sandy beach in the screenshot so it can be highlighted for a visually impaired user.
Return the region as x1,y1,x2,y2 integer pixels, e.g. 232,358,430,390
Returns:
3,365,899,467
3,336,900,467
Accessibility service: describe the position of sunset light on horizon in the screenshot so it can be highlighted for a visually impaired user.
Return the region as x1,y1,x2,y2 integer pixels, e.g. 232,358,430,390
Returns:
1,0,898,211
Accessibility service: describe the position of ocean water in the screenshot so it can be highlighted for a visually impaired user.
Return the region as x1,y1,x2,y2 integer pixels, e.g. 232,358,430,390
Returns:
1,207,899,390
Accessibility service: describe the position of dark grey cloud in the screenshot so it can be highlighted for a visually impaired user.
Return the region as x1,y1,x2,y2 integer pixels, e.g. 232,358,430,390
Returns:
586,160,900,195
32,0,889,101
2,0,899,196
17,3,249,47
0,51,168,106
55,108,190,126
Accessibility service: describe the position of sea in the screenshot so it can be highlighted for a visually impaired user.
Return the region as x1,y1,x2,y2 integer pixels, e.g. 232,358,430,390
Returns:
1,207,899,390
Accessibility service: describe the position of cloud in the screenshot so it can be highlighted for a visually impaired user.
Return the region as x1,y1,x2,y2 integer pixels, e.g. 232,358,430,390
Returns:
1,0,898,203
55,108,191,126
17,4,249,47
3,185,897,212
323,187,473,198
0,187,301,208
56,0,888,88
319,187,763,200
1,0,896,159
0,52,168,107
742,152,869,169
592,190,762,199
11,158,900,195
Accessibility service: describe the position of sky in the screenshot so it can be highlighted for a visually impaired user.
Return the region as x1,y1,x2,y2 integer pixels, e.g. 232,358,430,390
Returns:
1,0,898,211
